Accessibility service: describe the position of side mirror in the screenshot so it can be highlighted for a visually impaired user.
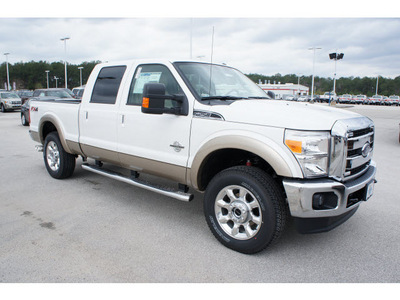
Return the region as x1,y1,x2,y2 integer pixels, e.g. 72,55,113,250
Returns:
141,82,189,116
141,83,166,114
267,91,275,99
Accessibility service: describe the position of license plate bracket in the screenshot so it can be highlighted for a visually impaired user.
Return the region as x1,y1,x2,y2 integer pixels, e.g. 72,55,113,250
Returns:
365,180,375,201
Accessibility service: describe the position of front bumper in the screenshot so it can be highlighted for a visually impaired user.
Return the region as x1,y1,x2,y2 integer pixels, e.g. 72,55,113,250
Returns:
283,161,376,220
4,103,21,110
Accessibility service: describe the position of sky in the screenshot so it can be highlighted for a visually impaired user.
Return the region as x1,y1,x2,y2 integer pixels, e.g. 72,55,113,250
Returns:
1,1,399,79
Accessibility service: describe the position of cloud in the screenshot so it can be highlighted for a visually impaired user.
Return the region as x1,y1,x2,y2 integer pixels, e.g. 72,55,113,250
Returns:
0,18,399,78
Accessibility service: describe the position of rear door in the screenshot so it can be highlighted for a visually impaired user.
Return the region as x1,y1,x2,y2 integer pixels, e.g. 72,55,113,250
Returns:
79,65,128,164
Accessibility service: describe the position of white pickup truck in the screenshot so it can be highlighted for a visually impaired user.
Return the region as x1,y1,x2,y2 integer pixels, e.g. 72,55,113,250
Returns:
29,59,376,254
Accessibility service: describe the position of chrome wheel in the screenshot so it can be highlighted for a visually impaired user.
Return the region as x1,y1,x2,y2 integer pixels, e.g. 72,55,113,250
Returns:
46,141,60,172
214,185,262,240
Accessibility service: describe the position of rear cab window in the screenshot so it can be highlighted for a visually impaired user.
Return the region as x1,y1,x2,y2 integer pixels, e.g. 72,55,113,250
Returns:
91,66,127,104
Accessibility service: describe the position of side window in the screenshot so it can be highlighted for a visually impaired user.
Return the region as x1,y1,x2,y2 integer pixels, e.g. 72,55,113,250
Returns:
33,90,40,97
127,64,183,107
90,66,127,104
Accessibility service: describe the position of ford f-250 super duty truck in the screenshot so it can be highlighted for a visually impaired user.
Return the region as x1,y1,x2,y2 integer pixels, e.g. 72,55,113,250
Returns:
29,59,376,254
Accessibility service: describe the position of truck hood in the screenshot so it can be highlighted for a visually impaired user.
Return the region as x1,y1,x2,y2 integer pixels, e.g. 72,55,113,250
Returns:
207,100,361,131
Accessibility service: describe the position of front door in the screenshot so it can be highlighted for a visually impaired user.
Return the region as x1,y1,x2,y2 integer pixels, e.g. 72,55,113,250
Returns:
117,63,193,184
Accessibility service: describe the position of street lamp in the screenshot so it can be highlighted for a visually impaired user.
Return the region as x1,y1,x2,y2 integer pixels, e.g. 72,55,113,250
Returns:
45,70,50,89
54,76,59,88
78,66,84,87
375,75,379,96
297,73,302,96
308,47,321,101
329,51,344,96
60,37,70,89
4,53,11,91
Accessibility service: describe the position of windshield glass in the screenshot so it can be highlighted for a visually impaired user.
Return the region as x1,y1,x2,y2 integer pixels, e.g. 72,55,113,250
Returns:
1,92,19,99
174,62,268,100
46,90,72,98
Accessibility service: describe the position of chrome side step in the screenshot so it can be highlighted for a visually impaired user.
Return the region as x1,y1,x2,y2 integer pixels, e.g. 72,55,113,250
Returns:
81,163,194,202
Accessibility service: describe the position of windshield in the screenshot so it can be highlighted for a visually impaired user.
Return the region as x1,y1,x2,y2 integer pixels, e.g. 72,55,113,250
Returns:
46,90,72,98
1,92,19,99
174,62,269,100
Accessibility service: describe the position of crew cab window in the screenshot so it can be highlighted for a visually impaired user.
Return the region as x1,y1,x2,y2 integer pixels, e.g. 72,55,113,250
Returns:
90,66,127,104
127,64,183,106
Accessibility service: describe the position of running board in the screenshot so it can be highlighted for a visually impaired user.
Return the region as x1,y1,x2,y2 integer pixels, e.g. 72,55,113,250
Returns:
81,163,194,202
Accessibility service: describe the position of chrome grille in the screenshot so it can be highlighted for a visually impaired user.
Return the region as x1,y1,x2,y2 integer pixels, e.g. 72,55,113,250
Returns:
344,126,374,181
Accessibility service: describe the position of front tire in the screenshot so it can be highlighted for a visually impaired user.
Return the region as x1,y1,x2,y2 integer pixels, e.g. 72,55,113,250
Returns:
204,166,287,254
43,132,76,179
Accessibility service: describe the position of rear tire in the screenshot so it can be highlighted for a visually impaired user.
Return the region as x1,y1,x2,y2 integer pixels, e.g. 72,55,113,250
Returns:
204,166,287,254
43,132,76,179
21,113,29,126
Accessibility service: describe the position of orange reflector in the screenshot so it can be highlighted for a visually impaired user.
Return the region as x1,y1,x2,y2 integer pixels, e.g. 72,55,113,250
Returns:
285,140,302,153
142,97,149,108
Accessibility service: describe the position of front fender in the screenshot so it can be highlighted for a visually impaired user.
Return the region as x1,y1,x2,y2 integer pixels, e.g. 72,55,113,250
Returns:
189,133,301,190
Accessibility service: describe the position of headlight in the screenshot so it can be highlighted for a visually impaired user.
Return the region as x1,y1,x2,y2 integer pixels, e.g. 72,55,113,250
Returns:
284,129,330,178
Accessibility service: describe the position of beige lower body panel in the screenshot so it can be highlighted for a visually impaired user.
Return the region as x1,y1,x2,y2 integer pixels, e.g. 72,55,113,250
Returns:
80,144,187,184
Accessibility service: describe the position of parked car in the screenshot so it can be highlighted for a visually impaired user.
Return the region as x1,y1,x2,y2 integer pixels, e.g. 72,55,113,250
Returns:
382,96,391,106
319,91,337,103
17,90,33,104
369,95,384,105
72,86,85,99
0,91,22,112
297,95,310,102
389,95,400,106
338,94,352,104
20,99,31,126
31,88,76,100
352,95,367,105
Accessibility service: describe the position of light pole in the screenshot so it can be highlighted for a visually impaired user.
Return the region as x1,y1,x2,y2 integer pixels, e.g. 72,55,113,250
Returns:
45,70,50,89
308,47,321,101
375,76,379,96
4,53,11,91
60,37,70,89
54,76,59,88
297,73,302,96
78,66,84,86
329,51,344,96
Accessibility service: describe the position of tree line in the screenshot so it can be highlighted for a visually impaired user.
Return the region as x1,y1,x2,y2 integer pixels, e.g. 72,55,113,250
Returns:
247,73,400,97
1,60,399,96
0,61,99,90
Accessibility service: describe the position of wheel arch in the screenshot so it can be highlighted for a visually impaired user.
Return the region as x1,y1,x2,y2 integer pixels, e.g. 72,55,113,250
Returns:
39,114,72,154
189,135,295,191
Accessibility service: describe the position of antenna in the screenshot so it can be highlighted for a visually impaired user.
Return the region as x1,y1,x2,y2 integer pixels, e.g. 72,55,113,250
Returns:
209,26,215,96
190,18,193,59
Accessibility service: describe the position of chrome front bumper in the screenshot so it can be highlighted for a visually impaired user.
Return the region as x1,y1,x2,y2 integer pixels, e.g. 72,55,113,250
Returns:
283,161,377,219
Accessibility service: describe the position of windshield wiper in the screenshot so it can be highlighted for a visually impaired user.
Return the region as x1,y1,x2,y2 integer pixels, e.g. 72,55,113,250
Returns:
200,96,247,101
247,96,270,99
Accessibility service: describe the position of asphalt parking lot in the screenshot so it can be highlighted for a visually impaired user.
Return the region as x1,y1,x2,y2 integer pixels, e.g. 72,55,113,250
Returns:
0,104,399,283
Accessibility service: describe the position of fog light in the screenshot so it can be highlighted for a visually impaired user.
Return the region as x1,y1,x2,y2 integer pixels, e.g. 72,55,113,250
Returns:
312,192,338,210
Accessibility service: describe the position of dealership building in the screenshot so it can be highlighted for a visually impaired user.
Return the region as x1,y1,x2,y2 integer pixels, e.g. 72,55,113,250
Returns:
257,81,309,99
